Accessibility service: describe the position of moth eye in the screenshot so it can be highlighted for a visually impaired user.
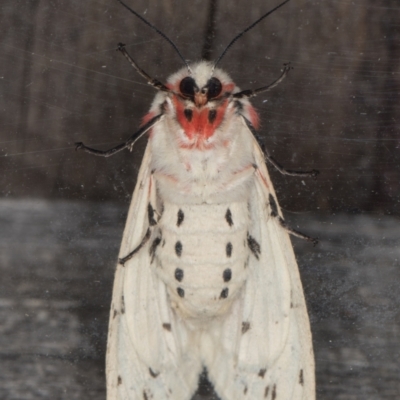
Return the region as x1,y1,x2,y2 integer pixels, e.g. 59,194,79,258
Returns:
180,77,198,98
206,77,222,99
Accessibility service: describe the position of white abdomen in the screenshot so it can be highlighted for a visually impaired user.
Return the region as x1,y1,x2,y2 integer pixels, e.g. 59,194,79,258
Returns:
153,201,251,319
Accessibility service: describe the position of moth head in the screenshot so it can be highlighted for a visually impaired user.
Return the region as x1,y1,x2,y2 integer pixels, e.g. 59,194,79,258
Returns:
167,62,236,108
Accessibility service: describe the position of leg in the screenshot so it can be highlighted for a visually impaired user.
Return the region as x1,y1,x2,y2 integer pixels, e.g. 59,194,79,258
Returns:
269,193,318,246
119,228,152,265
242,115,319,178
75,114,163,157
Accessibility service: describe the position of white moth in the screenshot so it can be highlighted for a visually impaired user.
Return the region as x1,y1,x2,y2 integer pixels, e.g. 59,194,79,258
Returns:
77,1,316,399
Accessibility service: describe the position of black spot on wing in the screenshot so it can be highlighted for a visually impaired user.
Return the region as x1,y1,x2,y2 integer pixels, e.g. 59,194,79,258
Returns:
225,208,233,226
143,391,148,400
220,288,229,299
113,309,118,319
264,385,269,398
175,268,184,282
148,203,157,226
247,233,261,259
149,367,159,378
242,321,250,334
226,242,233,257
244,386,248,394
208,109,217,123
177,287,185,298
223,268,232,282
159,100,167,113
177,209,184,226
234,100,244,112
299,369,304,385
162,323,171,331
118,375,122,385
121,295,125,314
258,368,266,378
184,108,193,122
272,384,277,400
269,194,278,218
175,241,182,257
149,236,162,263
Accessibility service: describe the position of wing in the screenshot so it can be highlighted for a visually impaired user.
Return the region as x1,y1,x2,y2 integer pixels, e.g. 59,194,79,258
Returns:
206,127,315,399
106,143,201,400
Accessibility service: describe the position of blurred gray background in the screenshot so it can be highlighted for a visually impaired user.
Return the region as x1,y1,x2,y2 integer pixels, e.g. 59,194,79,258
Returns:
1,0,399,399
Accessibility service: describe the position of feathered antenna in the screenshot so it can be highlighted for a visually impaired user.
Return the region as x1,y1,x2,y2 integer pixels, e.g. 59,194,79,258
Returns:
213,0,291,70
116,0,191,74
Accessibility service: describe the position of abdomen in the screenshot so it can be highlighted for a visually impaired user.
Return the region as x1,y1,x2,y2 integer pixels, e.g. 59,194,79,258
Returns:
154,201,251,319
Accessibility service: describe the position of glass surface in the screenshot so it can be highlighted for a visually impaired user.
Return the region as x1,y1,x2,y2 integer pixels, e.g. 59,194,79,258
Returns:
1,1,399,398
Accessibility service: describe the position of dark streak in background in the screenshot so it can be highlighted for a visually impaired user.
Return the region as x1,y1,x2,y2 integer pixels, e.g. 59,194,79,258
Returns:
201,0,218,61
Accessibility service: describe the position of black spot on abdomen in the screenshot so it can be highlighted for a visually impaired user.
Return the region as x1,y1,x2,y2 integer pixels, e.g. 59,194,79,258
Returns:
226,242,232,257
177,209,184,226
220,288,229,299
177,287,185,298
175,241,182,257
223,268,232,282
225,208,233,226
175,268,184,282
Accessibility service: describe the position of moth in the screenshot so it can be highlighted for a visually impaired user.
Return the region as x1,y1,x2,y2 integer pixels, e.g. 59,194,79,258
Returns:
76,0,317,399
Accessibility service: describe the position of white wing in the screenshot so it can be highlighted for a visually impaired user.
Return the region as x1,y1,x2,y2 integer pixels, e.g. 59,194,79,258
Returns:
206,129,315,399
106,144,201,400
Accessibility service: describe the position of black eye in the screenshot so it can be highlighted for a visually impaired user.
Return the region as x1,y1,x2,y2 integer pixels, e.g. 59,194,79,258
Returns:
180,77,198,98
206,77,222,99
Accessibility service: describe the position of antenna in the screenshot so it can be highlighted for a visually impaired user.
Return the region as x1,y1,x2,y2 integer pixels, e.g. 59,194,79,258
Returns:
213,0,291,70
116,0,191,73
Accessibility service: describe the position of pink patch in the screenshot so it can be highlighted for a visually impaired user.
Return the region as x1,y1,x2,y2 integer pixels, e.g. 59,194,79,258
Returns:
141,111,157,126
256,169,269,189
247,105,260,130
223,83,235,94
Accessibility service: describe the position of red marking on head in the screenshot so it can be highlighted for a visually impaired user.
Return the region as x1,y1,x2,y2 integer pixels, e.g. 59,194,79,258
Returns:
173,96,229,141
247,105,260,130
